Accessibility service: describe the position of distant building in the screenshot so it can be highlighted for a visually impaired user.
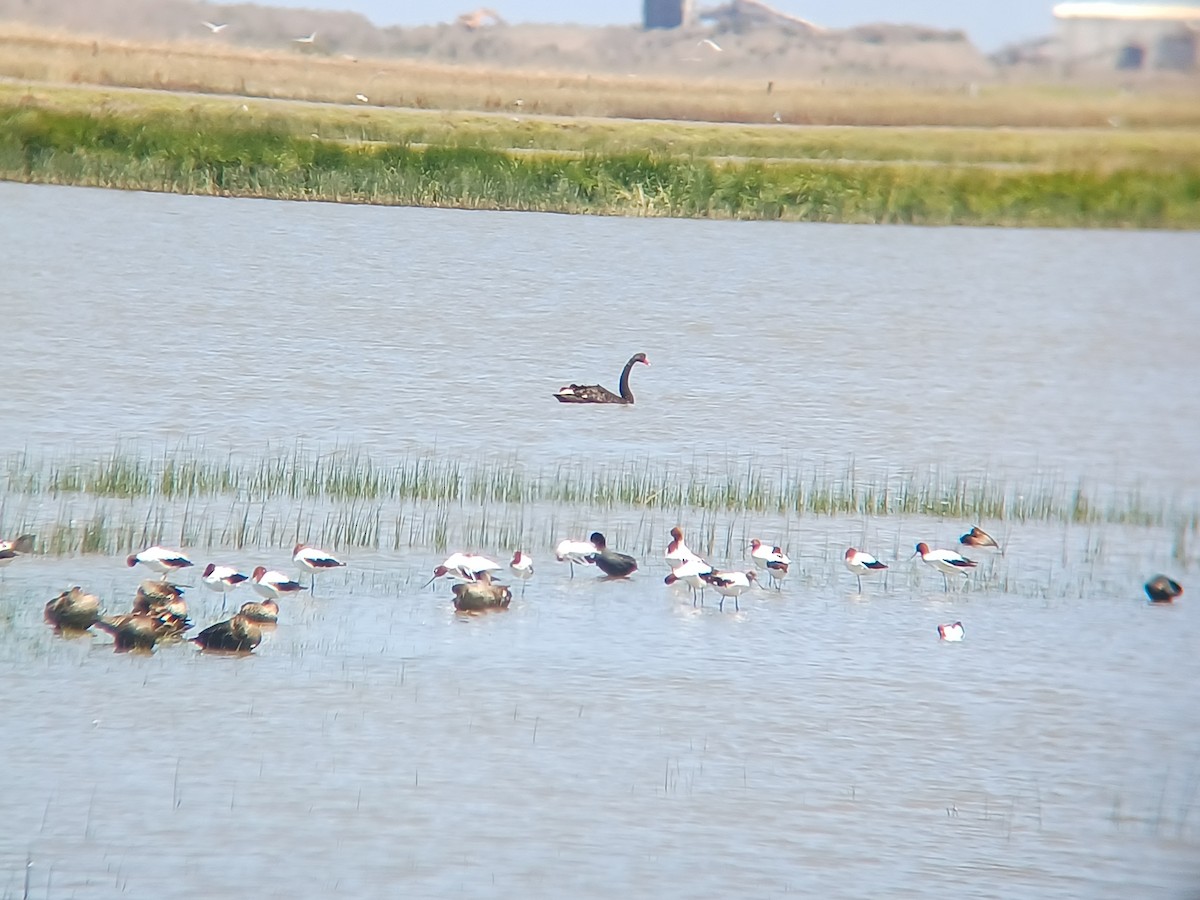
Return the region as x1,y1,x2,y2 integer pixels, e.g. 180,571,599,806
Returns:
1053,3,1200,70
644,0,693,29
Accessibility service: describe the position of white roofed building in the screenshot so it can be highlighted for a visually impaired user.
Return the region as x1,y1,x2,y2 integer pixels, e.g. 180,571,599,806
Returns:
1053,3,1200,70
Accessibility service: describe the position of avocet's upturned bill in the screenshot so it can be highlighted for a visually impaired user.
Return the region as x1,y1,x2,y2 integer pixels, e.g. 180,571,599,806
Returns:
126,546,194,579
844,547,887,592
937,621,965,642
913,542,977,591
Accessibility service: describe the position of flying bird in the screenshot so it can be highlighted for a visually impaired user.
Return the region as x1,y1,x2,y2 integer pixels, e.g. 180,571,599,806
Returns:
294,32,317,44
201,21,228,33
698,38,722,52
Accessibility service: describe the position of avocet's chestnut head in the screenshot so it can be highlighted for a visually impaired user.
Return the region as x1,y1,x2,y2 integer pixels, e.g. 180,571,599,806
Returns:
125,555,139,567
252,566,267,580
913,542,931,558
203,563,216,578
746,570,758,583
590,532,607,550
750,539,763,551
432,565,450,578
670,527,684,542
292,543,306,556
510,551,522,565
844,548,856,561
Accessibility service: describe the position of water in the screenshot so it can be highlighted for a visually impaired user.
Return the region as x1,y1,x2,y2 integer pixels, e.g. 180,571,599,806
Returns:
1,182,1198,898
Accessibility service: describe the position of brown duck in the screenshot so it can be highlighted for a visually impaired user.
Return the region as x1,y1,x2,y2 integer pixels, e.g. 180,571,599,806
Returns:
96,613,170,652
237,599,279,624
192,614,263,652
553,353,649,405
44,586,102,634
1144,575,1183,603
451,572,512,613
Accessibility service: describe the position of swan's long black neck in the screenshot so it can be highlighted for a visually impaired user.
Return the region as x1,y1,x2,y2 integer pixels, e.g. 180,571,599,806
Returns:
618,358,638,402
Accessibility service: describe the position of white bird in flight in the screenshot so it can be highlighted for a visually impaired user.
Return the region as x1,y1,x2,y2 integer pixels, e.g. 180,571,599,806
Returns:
294,32,317,43
699,38,722,52
201,21,228,33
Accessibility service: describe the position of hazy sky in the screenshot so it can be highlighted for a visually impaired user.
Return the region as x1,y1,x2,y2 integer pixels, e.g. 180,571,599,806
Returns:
264,1,1059,51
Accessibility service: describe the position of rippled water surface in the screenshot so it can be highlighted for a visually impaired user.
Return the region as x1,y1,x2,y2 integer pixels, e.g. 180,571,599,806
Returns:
1,182,1198,898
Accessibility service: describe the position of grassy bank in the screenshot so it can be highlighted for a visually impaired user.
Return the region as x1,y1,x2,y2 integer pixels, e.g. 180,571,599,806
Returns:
3,94,1199,227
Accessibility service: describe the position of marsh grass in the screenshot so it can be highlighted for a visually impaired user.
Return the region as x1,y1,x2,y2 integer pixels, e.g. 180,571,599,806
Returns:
3,100,1199,227
1,446,1191,560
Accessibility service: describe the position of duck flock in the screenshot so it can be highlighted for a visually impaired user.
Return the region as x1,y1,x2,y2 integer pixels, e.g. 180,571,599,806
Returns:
2,521,1185,656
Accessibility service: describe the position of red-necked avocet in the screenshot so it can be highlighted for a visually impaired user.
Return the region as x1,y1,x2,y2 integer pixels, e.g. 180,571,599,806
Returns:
913,543,977,591
587,532,638,579
509,551,534,594
959,526,1001,552
202,563,249,601
665,555,713,606
126,546,194,580
251,566,306,600
665,526,699,567
292,544,345,595
555,539,596,579
844,547,888,593
699,569,757,611
553,353,649,405
424,553,502,588
750,539,790,589
1144,575,1182,603
937,621,965,642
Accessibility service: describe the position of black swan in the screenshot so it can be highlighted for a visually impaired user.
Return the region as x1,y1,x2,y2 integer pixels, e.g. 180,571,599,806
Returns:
553,353,649,404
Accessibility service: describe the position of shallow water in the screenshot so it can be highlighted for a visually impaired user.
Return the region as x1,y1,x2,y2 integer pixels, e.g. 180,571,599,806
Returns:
1,183,1198,898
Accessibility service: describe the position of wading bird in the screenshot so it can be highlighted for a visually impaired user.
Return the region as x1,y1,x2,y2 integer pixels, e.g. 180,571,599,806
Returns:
251,566,305,600
126,546,193,580
665,555,713,606
509,551,534,594
913,543,977,591
750,539,790,589
700,569,756,611
424,553,502,587
937,621,965,642
553,353,649,405
202,563,248,601
293,544,345,595
554,539,596,579
844,547,887,593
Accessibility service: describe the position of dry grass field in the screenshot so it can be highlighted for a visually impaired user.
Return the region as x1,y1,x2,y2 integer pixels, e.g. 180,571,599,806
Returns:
2,24,1200,129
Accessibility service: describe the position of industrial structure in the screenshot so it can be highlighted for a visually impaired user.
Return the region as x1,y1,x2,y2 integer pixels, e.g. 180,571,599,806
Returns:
1053,2,1200,70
